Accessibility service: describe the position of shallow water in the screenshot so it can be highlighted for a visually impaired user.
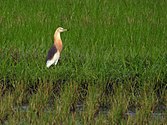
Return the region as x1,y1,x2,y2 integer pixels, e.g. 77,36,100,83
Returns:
1,102,165,125
15,103,166,119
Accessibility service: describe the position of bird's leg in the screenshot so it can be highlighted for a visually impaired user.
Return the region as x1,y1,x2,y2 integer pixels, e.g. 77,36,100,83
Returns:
54,58,59,65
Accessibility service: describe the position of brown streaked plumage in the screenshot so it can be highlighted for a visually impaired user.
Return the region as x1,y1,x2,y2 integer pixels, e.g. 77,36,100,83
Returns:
46,27,67,68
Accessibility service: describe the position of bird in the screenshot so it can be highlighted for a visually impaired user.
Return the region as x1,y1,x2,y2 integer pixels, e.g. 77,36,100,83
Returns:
46,27,67,68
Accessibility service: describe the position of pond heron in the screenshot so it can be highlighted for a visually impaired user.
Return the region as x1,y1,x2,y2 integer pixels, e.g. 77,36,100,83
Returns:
46,27,67,68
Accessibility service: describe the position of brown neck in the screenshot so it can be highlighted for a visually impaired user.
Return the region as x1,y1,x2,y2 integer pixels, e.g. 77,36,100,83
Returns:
54,32,63,52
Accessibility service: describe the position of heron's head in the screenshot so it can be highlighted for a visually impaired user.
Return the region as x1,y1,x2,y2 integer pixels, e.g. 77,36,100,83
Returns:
56,27,68,33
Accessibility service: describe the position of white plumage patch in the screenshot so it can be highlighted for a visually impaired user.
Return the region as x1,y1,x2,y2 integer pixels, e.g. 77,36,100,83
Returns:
46,51,60,68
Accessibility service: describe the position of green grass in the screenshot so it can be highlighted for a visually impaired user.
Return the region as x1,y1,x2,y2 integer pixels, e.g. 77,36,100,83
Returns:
0,0,167,124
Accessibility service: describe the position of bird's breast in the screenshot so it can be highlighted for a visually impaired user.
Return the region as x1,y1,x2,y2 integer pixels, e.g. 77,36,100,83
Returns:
55,40,63,52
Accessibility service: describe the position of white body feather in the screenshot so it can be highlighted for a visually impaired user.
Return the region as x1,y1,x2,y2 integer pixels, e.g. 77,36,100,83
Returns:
46,51,60,68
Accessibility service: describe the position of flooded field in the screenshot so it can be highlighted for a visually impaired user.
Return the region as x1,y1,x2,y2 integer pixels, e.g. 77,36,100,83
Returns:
0,82,166,124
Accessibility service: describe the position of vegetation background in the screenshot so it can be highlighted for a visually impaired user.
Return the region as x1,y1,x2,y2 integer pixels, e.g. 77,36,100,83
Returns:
0,0,166,124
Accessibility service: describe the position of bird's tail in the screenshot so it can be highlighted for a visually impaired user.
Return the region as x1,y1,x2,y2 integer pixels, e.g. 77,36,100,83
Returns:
46,60,54,68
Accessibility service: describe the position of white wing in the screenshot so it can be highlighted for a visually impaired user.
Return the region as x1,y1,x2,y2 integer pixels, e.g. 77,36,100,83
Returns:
46,52,60,68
